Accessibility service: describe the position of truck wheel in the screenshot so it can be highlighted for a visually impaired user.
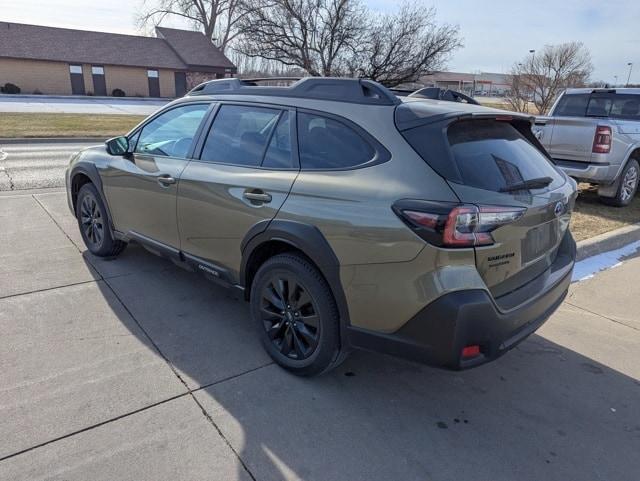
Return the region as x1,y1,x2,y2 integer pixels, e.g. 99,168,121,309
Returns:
250,253,344,376
76,183,127,257
599,159,639,207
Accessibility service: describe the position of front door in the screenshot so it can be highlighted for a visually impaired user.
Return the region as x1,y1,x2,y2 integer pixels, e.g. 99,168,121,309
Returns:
69,65,85,95
102,103,211,248
178,104,298,275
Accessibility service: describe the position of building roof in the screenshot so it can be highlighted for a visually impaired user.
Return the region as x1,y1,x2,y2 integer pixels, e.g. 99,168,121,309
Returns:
156,27,235,69
0,21,236,71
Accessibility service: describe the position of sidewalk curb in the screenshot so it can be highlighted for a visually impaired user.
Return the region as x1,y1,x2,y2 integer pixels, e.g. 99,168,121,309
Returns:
576,223,640,261
0,137,106,144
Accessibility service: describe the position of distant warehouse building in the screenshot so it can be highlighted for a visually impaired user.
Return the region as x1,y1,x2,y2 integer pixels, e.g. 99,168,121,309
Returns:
0,21,237,97
419,71,512,96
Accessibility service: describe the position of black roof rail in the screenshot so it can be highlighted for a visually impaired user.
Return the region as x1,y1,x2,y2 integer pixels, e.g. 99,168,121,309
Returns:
187,77,401,106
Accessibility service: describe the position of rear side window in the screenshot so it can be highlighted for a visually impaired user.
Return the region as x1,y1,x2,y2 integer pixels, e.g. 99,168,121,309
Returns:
263,111,293,169
553,94,589,117
446,120,564,193
586,95,613,117
610,95,640,120
297,112,375,169
201,105,284,167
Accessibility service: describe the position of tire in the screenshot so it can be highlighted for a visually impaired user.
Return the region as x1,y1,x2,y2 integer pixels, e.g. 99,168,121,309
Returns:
76,183,127,257
250,253,343,376
599,159,639,207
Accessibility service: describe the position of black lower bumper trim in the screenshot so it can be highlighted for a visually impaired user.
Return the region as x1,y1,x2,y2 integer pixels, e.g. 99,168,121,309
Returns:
347,268,572,370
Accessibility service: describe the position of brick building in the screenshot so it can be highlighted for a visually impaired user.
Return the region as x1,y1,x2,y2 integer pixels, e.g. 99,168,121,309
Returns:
0,22,237,97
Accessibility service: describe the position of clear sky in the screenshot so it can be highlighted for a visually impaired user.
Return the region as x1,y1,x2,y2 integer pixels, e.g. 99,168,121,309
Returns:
1,0,638,84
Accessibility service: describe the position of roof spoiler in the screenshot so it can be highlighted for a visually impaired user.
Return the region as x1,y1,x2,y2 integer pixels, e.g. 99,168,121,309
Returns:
188,77,401,106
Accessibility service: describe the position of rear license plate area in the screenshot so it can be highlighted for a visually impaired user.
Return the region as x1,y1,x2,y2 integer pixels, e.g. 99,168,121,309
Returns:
522,222,557,263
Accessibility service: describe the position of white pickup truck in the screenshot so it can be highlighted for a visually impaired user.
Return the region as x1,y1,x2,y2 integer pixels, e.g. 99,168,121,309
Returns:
534,88,640,206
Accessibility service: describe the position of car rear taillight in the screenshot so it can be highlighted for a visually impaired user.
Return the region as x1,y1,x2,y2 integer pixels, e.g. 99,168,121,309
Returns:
395,201,525,248
592,125,612,154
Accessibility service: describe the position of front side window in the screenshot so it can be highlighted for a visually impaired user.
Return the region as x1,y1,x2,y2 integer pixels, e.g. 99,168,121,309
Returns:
297,112,375,170
135,104,209,158
200,105,284,167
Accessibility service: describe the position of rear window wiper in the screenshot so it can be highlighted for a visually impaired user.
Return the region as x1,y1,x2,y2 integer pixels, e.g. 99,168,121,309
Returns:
500,176,553,192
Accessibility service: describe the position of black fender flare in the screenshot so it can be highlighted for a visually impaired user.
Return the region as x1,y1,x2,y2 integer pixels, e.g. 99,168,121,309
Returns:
68,162,116,235
240,219,352,342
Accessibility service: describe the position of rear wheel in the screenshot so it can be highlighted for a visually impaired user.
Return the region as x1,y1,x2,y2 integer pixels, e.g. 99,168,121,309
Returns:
250,253,343,376
76,183,126,257
599,159,639,207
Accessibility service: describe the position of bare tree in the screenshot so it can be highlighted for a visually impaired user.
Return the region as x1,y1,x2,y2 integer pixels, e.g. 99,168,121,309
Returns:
504,70,530,113
507,42,593,115
237,0,367,77
351,3,461,87
137,0,261,53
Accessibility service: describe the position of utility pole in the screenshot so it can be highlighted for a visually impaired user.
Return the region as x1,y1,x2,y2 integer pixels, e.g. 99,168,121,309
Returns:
626,62,633,87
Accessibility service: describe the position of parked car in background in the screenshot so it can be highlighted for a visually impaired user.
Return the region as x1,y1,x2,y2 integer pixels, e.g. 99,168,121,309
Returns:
66,77,577,376
534,88,640,206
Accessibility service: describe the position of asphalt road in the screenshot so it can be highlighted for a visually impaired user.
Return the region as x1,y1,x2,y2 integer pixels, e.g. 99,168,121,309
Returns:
0,190,639,480
0,95,168,115
0,141,97,191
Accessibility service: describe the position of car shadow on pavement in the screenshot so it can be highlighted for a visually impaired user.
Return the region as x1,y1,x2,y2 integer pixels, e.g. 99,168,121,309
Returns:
84,250,640,481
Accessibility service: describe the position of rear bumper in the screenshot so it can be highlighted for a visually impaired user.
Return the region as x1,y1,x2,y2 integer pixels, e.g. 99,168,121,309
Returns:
556,159,619,184
347,236,575,370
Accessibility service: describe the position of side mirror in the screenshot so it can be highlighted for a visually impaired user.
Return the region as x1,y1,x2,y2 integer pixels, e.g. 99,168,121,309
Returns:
105,136,129,156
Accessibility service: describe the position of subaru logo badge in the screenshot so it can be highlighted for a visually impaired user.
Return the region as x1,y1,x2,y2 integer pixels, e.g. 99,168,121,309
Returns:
554,201,564,217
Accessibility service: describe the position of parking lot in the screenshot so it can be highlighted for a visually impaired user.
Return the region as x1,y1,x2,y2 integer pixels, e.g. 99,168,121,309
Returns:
0,189,638,480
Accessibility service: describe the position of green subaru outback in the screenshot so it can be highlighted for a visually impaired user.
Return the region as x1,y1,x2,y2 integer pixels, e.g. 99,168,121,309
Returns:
66,78,577,376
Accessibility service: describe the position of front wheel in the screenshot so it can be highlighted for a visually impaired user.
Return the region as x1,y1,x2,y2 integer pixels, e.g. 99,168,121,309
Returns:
250,253,343,376
76,183,127,257
599,159,639,207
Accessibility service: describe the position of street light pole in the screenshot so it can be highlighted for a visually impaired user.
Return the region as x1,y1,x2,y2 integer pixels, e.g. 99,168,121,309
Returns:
626,63,633,87
614,75,618,87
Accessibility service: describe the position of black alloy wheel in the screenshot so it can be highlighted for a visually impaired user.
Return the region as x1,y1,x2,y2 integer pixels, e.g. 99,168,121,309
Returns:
79,193,104,249
260,274,320,360
75,183,127,258
250,253,343,376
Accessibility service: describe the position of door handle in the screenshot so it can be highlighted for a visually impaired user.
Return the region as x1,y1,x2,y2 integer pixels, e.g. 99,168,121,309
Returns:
243,190,272,204
157,174,176,186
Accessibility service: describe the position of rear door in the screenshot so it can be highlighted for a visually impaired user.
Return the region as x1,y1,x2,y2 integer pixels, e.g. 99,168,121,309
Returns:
177,103,298,275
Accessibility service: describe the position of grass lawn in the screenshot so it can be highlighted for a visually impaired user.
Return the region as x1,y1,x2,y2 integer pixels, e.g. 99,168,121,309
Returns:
0,113,145,138
571,183,640,241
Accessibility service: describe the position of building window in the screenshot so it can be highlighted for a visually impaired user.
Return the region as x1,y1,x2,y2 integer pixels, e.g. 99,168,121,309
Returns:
147,70,159,78
91,66,104,75
69,65,82,74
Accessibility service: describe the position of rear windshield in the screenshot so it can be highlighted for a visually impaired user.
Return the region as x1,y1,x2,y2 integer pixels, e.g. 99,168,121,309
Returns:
445,120,564,193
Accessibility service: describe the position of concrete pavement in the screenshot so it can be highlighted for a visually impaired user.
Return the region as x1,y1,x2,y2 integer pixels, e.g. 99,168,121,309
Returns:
0,95,168,115
0,141,97,191
0,190,639,481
